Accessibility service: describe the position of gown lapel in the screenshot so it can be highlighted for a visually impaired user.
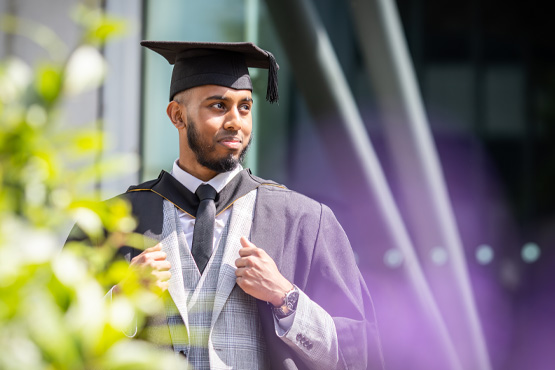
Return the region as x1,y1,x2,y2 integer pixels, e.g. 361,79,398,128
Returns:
160,201,191,333
211,189,258,326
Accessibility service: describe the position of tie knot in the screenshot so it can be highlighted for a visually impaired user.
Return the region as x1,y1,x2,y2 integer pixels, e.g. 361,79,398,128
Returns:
196,184,217,201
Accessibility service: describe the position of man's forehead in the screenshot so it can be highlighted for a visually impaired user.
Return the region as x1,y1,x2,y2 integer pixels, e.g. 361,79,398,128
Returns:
188,85,253,100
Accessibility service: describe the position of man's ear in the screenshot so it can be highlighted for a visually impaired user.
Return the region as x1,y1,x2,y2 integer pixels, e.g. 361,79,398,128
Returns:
167,101,186,129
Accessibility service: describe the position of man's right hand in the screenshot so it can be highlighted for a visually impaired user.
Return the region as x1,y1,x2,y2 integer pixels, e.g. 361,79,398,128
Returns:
117,244,171,294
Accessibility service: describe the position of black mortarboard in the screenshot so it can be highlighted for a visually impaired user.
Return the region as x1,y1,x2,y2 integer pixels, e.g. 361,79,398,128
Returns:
140,41,279,103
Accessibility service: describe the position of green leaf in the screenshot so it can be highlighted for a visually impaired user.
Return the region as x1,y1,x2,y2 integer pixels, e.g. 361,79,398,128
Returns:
86,18,127,44
34,64,63,104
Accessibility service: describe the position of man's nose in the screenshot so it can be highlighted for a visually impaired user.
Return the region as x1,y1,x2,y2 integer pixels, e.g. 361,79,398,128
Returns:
223,106,242,130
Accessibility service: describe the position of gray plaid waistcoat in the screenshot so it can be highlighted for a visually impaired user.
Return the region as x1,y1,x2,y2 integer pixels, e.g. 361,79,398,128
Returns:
160,189,269,369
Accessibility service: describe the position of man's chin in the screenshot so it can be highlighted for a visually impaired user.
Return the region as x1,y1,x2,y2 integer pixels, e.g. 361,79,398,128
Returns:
198,155,240,173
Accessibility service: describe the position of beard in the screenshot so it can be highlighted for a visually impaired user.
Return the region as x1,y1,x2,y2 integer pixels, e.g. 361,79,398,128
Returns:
186,116,252,173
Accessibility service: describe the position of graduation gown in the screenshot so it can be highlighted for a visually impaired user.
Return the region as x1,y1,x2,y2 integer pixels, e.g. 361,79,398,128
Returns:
107,169,383,370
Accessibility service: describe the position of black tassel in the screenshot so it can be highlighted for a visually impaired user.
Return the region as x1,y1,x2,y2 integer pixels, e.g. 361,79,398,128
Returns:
266,51,279,103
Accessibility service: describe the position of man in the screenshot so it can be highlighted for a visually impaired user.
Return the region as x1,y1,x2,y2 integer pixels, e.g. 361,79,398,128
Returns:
106,41,383,369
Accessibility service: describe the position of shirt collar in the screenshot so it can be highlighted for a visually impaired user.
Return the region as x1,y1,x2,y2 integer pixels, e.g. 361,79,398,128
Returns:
171,159,243,194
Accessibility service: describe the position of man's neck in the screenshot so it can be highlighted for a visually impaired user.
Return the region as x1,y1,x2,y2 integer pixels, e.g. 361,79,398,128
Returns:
176,159,218,182
171,160,243,194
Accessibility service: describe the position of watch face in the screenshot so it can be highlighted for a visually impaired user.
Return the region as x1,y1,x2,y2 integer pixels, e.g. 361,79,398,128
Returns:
286,291,299,310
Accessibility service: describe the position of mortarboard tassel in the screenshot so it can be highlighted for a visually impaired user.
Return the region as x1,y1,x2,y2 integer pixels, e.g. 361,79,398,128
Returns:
266,51,279,104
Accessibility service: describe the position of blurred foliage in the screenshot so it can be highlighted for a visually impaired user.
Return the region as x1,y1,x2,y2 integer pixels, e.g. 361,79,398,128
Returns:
0,4,182,369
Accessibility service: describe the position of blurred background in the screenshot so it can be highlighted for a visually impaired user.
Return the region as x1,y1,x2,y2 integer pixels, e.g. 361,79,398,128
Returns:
2,0,554,369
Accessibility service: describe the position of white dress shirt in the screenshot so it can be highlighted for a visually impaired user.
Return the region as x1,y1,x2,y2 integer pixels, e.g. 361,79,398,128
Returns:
171,160,242,250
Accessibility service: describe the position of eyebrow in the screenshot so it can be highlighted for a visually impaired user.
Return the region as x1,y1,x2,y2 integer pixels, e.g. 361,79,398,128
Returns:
204,95,254,103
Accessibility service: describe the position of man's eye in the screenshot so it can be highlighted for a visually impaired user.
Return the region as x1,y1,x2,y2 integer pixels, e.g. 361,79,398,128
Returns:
212,102,225,109
240,104,251,111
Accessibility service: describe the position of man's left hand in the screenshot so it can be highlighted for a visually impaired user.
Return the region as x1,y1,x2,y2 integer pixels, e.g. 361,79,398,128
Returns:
235,236,293,306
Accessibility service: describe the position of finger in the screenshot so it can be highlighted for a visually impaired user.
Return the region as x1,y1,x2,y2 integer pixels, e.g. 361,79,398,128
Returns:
148,259,171,271
235,257,249,268
238,246,258,257
153,270,171,281
133,246,164,262
235,267,251,278
131,253,168,270
146,251,168,261
155,260,171,271
240,236,254,248
144,243,162,253
157,280,169,292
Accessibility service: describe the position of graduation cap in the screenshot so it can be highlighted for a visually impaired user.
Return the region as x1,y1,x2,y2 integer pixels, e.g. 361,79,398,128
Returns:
140,41,279,103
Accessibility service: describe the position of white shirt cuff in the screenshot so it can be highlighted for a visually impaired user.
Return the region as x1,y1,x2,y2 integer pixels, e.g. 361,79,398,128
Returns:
273,311,297,337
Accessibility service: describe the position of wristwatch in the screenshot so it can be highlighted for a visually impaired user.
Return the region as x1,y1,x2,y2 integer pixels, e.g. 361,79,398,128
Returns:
272,285,299,319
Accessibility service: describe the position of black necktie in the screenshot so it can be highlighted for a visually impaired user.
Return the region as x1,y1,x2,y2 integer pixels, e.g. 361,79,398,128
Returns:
191,184,218,274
